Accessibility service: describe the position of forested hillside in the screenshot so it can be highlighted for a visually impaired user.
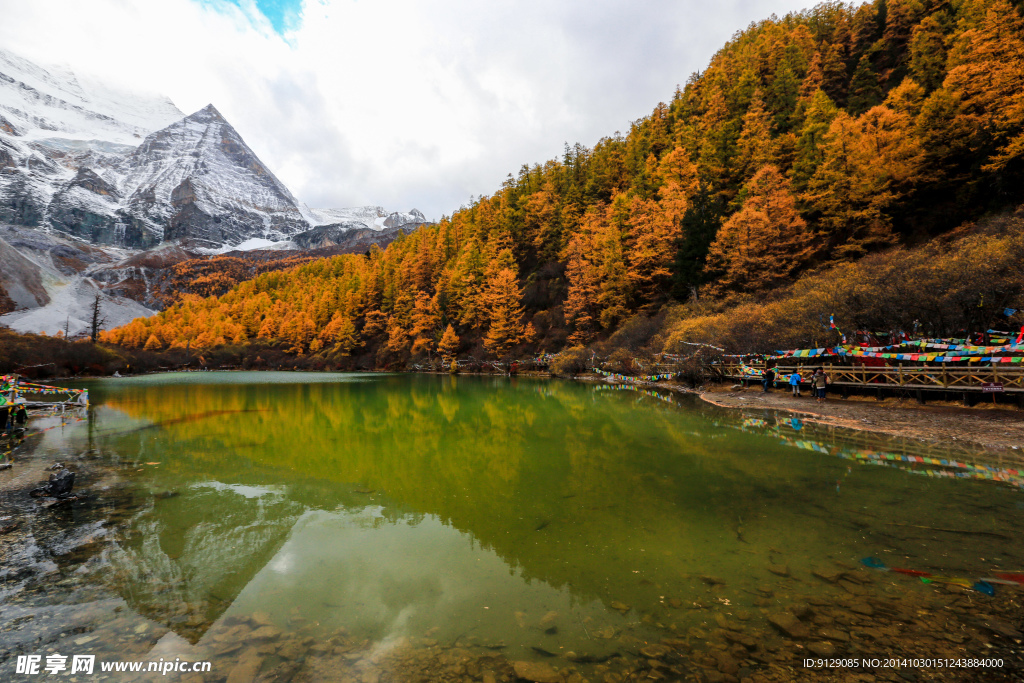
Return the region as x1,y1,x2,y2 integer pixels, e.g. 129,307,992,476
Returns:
103,0,1024,364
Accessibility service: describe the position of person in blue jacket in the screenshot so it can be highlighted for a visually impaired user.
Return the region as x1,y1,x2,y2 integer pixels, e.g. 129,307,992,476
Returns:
789,369,802,396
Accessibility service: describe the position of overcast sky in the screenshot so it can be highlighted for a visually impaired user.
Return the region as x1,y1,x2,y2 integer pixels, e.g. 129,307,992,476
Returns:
0,0,814,218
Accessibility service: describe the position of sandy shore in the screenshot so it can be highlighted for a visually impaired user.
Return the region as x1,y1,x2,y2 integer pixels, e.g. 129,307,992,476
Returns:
698,383,1024,455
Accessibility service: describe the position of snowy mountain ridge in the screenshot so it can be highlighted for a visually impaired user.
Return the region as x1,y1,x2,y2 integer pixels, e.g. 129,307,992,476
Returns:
0,49,431,251
306,206,428,230
0,48,183,148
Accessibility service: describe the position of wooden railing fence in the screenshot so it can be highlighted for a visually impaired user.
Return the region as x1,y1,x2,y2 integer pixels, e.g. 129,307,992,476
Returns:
718,363,1024,393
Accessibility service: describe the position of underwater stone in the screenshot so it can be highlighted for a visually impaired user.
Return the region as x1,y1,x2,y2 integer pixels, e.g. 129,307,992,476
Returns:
512,661,562,683
30,468,75,498
767,613,810,640
226,648,264,683
806,641,837,657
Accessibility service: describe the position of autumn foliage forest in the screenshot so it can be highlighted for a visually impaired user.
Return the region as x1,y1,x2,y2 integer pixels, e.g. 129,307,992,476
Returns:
102,0,1024,368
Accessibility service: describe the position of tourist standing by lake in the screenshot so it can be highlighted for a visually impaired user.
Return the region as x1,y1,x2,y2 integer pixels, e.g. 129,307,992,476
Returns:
813,368,830,402
789,369,802,396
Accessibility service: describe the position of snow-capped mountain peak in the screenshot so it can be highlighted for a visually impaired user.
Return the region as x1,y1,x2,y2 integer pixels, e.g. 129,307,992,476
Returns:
1,48,428,256
112,102,307,246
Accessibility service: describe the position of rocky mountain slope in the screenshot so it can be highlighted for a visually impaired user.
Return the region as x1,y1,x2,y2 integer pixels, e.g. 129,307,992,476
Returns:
0,49,431,336
94,103,309,248
0,225,156,336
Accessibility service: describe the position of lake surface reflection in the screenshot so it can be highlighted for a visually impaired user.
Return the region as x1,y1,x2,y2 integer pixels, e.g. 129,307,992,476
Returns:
1,372,1021,681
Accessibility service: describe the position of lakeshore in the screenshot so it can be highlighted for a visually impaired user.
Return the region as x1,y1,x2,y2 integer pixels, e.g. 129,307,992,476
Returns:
571,372,1024,462
697,385,1024,457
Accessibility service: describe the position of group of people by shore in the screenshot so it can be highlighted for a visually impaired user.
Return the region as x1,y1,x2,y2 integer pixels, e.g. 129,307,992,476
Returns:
761,366,830,402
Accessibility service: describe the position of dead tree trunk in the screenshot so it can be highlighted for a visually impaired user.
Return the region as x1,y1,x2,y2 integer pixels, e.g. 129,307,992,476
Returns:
90,293,106,344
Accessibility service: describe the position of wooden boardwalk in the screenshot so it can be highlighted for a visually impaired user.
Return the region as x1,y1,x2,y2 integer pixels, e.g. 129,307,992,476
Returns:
717,362,1024,397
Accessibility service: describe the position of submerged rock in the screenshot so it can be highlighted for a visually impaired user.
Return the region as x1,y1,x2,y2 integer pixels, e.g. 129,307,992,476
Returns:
849,602,874,616
539,611,560,628
723,631,758,650
806,641,837,657
767,613,810,640
512,660,562,683
250,611,275,627
226,648,263,683
712,650,740,675
818,628,849,642
250,625,283,640
976,616,1022,639
812,568,844,583
30,468,75,498
639,644,669,658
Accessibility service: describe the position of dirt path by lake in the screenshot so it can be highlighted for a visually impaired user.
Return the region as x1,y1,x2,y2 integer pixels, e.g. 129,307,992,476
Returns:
698,383,1024,458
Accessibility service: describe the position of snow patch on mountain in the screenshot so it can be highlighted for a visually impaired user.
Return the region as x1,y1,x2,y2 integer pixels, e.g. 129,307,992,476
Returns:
198,237,297,255
1,48,430,256
0,51,310,249
108,104,309,247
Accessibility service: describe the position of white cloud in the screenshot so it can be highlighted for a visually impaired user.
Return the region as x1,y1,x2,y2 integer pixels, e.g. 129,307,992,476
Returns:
0,0,813,219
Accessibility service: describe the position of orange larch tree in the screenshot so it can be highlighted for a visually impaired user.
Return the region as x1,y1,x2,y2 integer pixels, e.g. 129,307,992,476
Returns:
482,268,525,358
706,164,814,293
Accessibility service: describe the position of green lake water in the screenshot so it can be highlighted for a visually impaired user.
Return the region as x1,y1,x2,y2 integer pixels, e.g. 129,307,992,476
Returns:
1,372,1022,680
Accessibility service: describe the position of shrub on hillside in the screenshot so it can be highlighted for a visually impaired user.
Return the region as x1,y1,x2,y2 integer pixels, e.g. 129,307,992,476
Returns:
662,210,1024,354
550,346,591,377
603,348,635,374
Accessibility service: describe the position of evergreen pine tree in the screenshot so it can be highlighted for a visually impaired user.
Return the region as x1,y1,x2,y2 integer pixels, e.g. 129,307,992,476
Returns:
735,90,777,181
799,52,825,100
820,42,849,105
563,232,599,345
410,291,441,355
625,196,677,303
909,13,948,92
848,54,883,114
670,183,723,300
792,90,840,188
